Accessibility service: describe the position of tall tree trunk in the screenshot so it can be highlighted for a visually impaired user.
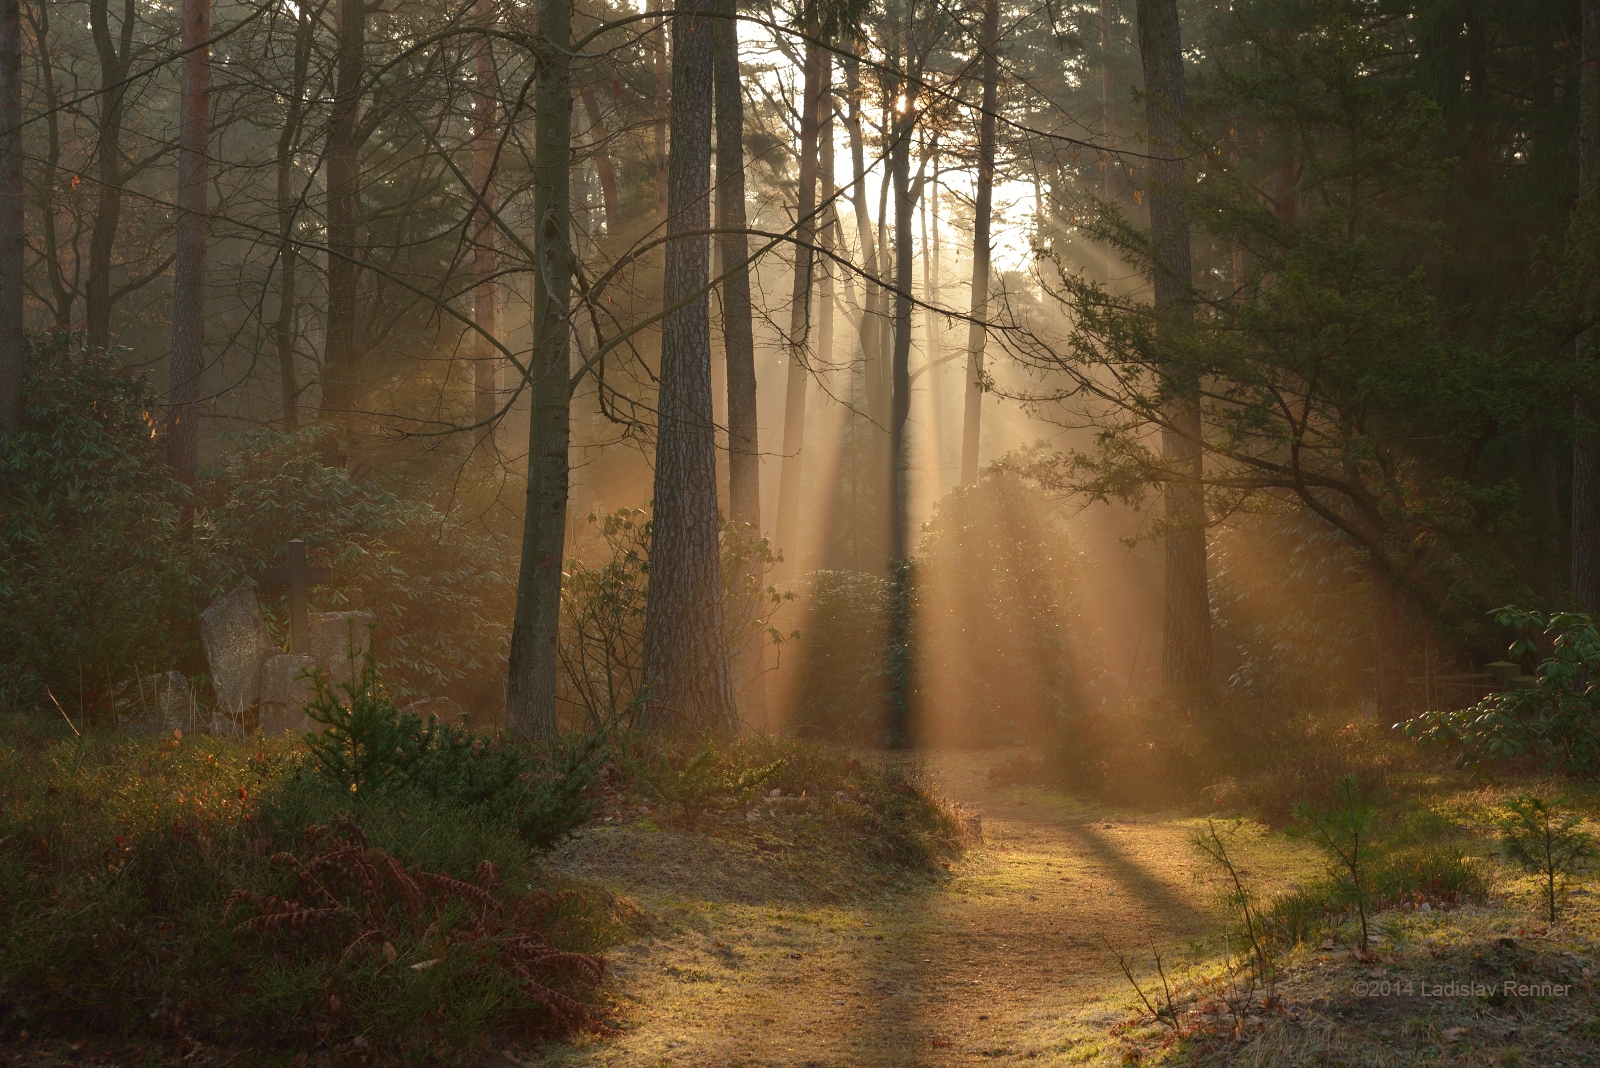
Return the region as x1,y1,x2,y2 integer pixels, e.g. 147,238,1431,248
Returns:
920,155,941,492
504,0,573,740
846,54,884,428
274,1,314,434
1573,0,1599,611
817,86,836,390
86,0,134,351
714,0,767,729
650,0,668,225
579,87,620,233
0,0,20,430
928,154,946,489
960,0,998,485
24,2,72,332
774,44,829,575
323,0,366,426
886,74,918,749
168,0,210,482
640,0,735,735
472,0,499,446
1135,0,1211,694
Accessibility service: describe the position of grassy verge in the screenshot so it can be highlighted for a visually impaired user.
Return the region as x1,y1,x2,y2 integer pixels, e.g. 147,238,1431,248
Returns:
1102,775,1600,1067
0,706,970,1062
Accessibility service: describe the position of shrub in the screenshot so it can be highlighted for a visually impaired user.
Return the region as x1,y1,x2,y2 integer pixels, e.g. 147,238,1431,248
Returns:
1495,793,1597,924
788,570,892,743
915,470,1089,744
197,426,516,712
305,658,602,848
0,336,197,721
0,717,618,1052
1402,607,1600,777
556,508,790,731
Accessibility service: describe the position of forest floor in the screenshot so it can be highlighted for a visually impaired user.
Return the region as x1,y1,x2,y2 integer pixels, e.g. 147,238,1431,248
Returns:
536,752,1321,1068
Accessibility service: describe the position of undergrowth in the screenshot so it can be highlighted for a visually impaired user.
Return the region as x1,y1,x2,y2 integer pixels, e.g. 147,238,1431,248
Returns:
0,716,624,1058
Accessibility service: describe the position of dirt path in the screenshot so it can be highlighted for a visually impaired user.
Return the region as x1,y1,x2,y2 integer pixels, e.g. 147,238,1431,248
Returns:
543,754,1316,1068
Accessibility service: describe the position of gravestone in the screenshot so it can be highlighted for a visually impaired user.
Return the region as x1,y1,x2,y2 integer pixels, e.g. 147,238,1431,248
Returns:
259,654,318,735
310,611,374,690
199,584,276,730
115,672,196,736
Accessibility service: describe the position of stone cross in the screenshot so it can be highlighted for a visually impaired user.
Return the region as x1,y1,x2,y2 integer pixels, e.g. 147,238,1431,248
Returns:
258,539,334,655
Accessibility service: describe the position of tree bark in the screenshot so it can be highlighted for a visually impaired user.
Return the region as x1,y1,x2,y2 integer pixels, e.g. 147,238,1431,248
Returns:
1135,0,1211,695
504,0,573,740
274,0,315,434
1573,0,1599,611
168,0,210,482
0,0,20,430
714,0,767,729
650,0,669,226
323,0,366,424
472,0,499,447
774,44,829,575
86,0,135,351
886,73,918,749
960,0,998,486
579,87,620,233
640,0,736,735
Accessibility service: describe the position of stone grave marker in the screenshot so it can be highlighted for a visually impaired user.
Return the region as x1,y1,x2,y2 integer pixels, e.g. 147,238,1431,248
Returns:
199,584,276,734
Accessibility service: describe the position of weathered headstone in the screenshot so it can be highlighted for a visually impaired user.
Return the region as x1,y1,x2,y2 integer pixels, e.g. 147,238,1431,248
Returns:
259,654,318,735
115,672,196,736
199,584,277,730
310,611,374,690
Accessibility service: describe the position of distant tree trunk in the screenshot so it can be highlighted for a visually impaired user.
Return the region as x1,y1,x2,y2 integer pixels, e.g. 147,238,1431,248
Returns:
886,67,918,749
640,0,735,734
0,0,21,430
817,85,836,394
86,0,135,351
920,155,941,492
846,54,884,426
504,0,573,740
1573,0,1599,611
472,0,499,447
714,0,767,729
24,2,73,332
960,0,998,486
168,0,210,482
1100,0,1115,202
650,0,668,225
274,0,314,434
1135,0,1212,695
1367,561,1410,722
323,0,366,425
774,44,829,575
579,87,620,233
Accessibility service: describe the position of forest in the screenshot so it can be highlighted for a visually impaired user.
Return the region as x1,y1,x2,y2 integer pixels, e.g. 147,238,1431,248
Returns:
3,0,1600,1064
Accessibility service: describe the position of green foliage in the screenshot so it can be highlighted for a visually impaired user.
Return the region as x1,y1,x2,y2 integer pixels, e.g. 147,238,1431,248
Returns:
1403,608,1600,777
0,718,618,1052
197,427,516,710
789,570,891,743
0,337,198,720
1494,794,1597,925
629,740,785,826
304,658,600,848
916,469,1087,743
557,508,789,731
1288,776,1379,946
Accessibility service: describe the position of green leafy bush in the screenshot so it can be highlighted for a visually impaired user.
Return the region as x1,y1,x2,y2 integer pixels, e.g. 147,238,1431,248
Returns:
628,739,784,826
788,570,891,743
305,658,601,848
1403,607,1600,776
0,717,620,1052
197,427,516,711
0,336,197,721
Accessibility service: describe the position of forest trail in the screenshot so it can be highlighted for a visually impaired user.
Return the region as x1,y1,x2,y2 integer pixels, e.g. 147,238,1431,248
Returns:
544,753,1317,1067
